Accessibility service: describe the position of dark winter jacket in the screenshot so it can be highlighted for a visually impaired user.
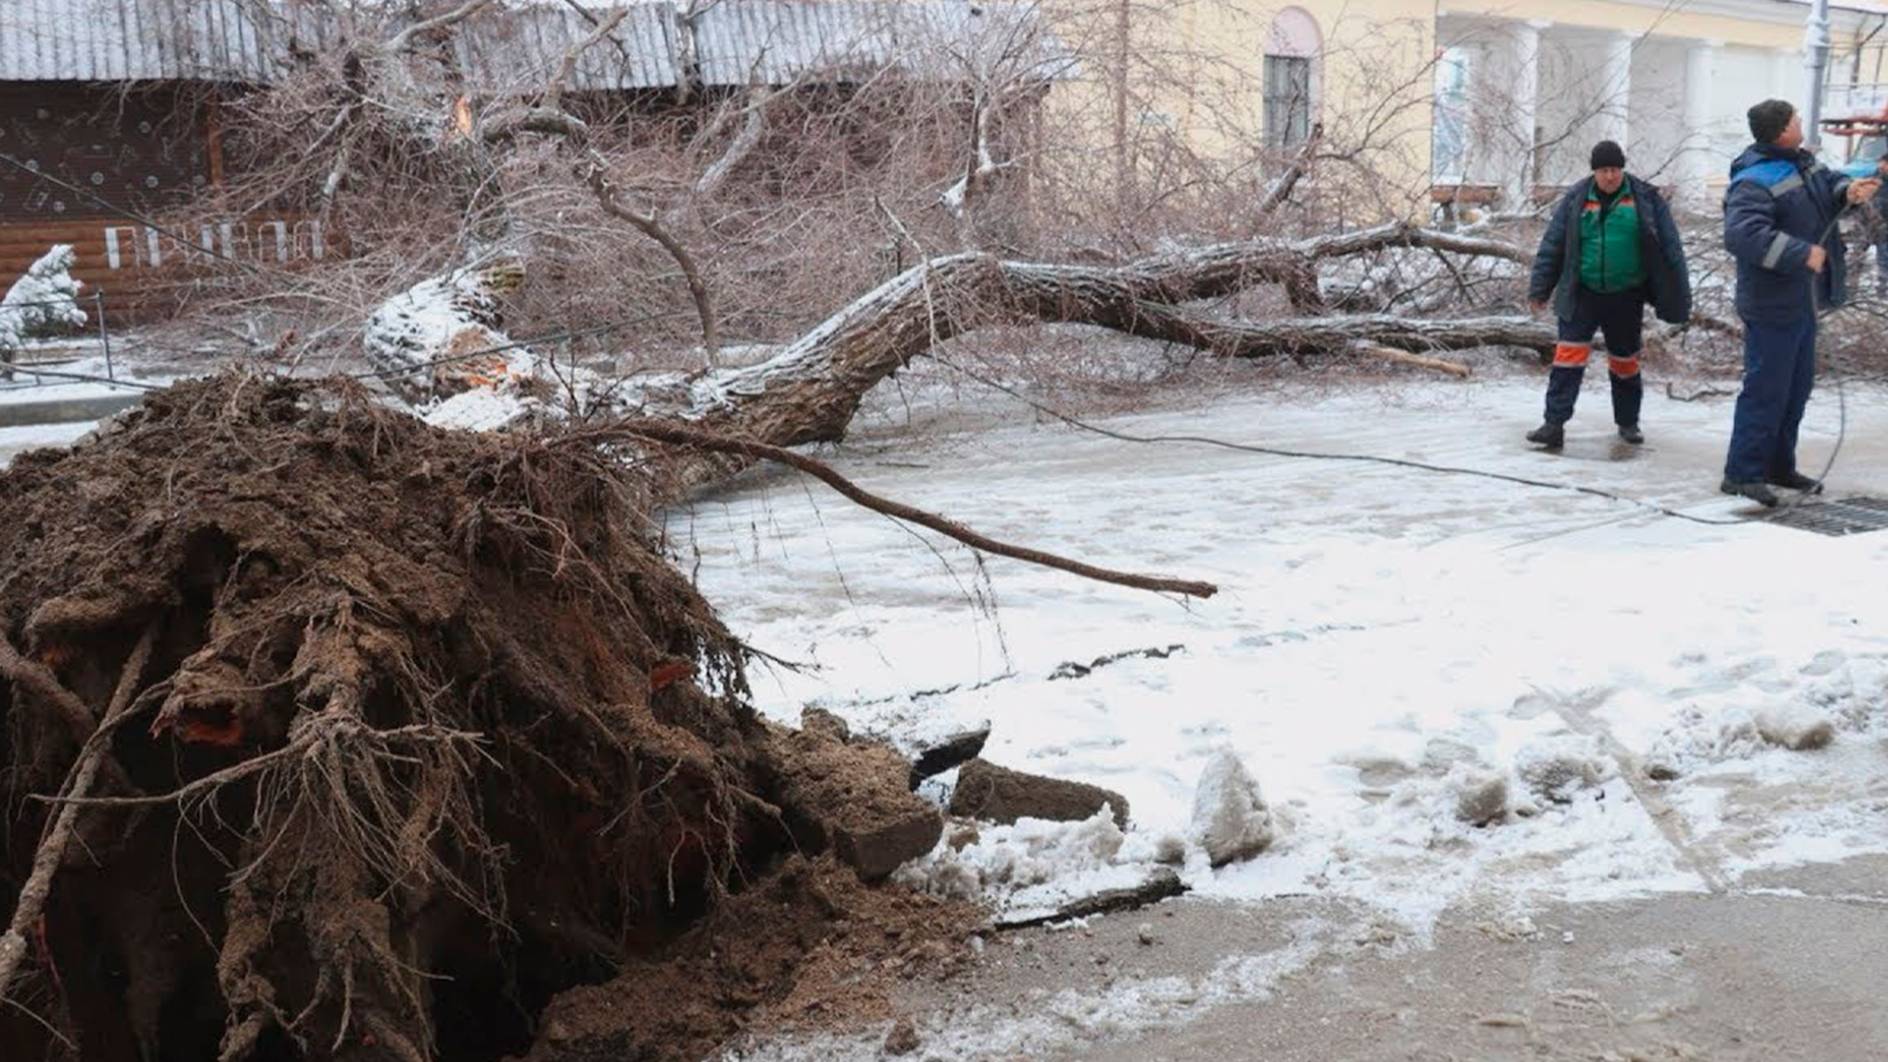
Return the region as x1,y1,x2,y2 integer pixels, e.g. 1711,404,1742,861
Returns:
1529,175,1690,324
1723,143,1852,322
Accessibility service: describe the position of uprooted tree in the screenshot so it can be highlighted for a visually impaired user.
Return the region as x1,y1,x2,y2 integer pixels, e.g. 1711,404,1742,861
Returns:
7,361,1183,1060
0,201,1561,1062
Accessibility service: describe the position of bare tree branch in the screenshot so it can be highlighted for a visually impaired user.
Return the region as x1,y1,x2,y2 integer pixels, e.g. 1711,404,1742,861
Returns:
0,623,158,1004
693,86,777,201
580,159,721,366
591,420,1219,599
1257,123,1323,215
543,5,630,111
385,0,498,55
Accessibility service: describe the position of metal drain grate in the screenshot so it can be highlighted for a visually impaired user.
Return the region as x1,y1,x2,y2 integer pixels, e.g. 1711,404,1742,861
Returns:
1768,496,1888,536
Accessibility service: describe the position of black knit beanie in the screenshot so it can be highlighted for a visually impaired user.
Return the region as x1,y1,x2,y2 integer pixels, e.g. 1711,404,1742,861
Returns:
1590,140,1626,171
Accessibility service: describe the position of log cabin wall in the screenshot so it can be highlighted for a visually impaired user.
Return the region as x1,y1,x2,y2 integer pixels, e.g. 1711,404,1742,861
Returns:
0,81,325,322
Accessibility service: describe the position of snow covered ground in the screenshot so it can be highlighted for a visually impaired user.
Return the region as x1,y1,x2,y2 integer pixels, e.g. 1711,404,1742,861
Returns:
0,358,165,463
0,420,96,465
673,376,1888,941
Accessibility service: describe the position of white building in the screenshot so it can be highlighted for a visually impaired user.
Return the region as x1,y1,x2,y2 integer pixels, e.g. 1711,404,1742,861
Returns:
1431,0,1888,207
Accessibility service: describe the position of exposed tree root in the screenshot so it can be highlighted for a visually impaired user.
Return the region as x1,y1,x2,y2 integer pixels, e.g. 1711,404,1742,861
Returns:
0,376,966,1062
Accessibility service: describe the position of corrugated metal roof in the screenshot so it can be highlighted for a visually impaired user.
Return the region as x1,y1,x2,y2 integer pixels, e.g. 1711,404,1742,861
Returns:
0,0,1064,89
453,3,678,91
0,0,316,82
690,1,1066,87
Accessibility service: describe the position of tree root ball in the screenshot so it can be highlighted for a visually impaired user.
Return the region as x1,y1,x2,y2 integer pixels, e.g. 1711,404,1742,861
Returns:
0,376,974,1062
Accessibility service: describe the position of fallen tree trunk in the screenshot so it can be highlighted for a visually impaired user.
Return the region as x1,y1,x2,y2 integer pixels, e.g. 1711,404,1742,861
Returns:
1118,306,1548,361
632,224,1537,486
365,221,1545,490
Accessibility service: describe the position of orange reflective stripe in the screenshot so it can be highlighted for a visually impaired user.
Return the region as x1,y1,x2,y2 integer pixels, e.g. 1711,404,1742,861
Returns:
1553,342,1592,367
1608,355,1641,377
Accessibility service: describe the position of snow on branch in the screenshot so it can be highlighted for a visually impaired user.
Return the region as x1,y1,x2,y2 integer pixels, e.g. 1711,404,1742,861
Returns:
363,261,537,421
0,245,88,376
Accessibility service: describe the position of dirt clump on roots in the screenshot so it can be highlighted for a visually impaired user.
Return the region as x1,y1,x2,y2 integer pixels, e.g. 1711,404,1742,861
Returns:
0,375,977,1062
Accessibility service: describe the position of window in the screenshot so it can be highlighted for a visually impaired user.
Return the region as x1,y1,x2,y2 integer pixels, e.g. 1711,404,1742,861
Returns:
1263,8,1321,151
1263,55,1313,149
1432,46,1473,181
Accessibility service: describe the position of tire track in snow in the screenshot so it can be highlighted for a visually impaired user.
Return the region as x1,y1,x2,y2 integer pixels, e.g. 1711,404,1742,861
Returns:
1539,685,1729,893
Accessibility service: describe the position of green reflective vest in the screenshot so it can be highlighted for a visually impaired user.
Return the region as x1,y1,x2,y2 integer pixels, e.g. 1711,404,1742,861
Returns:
1578,186,1646,293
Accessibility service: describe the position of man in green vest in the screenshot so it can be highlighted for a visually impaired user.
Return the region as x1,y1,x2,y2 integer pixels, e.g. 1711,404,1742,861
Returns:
1525,141,1692,448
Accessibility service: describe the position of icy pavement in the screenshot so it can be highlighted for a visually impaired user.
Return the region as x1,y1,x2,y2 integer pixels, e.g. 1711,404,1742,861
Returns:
672,376,1888,938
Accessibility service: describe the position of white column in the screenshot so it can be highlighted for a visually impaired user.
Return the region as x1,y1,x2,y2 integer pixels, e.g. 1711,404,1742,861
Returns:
1601,32,1635,150
1682,40,1720,203
1506,20,1549,206
1774,48,1800,104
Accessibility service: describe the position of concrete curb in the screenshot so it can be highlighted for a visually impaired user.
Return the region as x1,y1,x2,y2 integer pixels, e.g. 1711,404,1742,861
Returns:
0,391,145,429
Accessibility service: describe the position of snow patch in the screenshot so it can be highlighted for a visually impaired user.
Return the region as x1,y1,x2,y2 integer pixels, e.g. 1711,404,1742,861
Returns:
893,809,1148,920
679,378,1888,936
1513,734,1612,804
422,387,533,432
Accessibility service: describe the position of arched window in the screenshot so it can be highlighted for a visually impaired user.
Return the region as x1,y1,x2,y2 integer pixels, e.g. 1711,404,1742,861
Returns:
1263,8,1322,150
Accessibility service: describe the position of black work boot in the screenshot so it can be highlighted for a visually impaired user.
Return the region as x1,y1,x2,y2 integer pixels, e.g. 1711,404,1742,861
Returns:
1617,423,1644,445
1721,478,1780,508
1526,422,1565,449
1766,470,1824,494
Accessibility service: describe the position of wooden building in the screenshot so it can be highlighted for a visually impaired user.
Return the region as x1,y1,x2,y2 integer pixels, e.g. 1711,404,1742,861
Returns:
0,0,1056,321
0,1,311,318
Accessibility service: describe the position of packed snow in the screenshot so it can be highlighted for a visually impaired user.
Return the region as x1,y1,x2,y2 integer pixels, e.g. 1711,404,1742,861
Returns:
674,375,1888,941
893,808,1152,920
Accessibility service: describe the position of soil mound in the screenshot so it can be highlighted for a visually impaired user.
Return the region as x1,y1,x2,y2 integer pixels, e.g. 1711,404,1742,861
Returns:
0,376,973,1062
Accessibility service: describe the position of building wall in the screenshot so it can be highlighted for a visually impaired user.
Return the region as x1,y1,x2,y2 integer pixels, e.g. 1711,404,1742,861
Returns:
1443,0,1831,51
1175,0,1439,205
0,82,329,319
1438,0,1888,205
1047,0,1888,218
